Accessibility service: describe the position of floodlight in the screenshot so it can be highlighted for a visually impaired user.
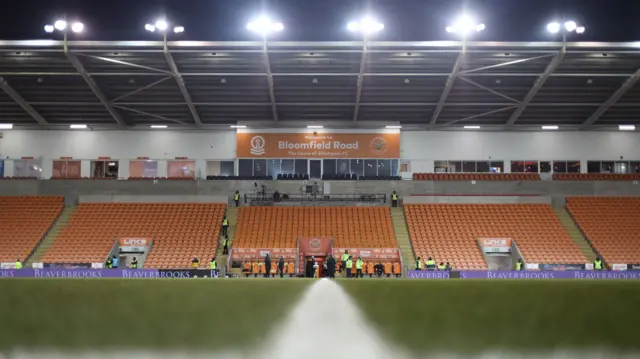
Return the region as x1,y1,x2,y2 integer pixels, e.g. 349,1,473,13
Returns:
564,20,577,32
347,17,384,35
230,125,247,128
44,25,54,33
173,26,184,33
54,20,67,31
70,124,87,129
71,22,84,33
247,17,284,36
619,125,636,131
576,26,585,34
0,123,13,129
145,24,156,32
546,22,560,33
464,125,481,129
150,125,168,129
446,16,485,35
155,19,168,31
541,125,559,130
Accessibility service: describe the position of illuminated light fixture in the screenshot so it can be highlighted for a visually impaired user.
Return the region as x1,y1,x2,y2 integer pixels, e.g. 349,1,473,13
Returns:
230,125,247,128
69,124,87,129
385,125,402,129
307,125,323,129
54,20,67,31
173,26,184,34
619,125,636,131
155,19,168,31
70,22,84,33
564,21,577,32
44,25,54,33
575,26,586,34
347,17,384,35
546,22,560,34
150,125,168,129
144,24,156,32
246,17,284,36
446,15,485,35
0,123,13,129
541,125,559,130
463,125,481,129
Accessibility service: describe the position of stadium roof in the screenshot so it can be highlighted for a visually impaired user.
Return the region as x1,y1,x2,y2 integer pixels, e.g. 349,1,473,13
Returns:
1,40,640,131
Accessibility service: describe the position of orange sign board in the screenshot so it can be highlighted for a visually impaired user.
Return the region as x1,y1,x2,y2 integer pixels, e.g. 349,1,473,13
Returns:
237,132,400,158
480,238,512,247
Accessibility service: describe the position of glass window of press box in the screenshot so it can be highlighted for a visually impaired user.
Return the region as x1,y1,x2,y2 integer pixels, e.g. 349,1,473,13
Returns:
434,160,504,173
12,159,43,178
91,161,119,179
205,161,235,177
52,160,81,179
587,160,640,174
238,159,399,179
129,160,158,178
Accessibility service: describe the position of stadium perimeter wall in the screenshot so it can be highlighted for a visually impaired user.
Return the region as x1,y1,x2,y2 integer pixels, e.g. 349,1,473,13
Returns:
0,180,638,204
2,130,640,178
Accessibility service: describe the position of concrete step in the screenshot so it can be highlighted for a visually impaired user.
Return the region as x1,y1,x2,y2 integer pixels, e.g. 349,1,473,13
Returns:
27,206,76,266
553,207,597,262
390,207,415,266
217,206,239,259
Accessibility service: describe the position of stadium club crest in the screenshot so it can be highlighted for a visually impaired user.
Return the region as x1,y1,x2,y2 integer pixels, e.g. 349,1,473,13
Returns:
250,135,266,155
309,238,321,251
369,136,388,155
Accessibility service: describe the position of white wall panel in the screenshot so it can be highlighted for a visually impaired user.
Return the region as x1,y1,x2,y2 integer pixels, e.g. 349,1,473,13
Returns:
401,131,640,160
0,130,237,160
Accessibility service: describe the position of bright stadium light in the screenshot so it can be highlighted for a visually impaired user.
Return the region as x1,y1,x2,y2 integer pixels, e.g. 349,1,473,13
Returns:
155,19,168,31
307,125,323,129
546,22,560,34
70,124,87,129
145,24,156,32
542,125,559,130
230,125,247,128
70,22,84,33
446,15,485,36
54,20,67,31
564,21,577,32
150,125,168,129
173,26,184,34
0,123,13,129
44,25,54,33
247,16,284,37
619,125,636,131
464,125,481,129
347,17,384,35
385,125,402,129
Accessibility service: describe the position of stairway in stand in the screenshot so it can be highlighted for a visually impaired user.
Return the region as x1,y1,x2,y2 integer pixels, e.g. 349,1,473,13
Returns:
218,206,239,275
391,207,415,271
553,207,597,262
26,206,76,267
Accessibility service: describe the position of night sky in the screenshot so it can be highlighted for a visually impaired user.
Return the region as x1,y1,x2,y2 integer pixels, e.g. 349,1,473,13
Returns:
1,0,640,42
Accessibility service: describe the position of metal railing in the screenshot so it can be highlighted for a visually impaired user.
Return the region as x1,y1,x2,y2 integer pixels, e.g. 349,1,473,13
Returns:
244,192,387,204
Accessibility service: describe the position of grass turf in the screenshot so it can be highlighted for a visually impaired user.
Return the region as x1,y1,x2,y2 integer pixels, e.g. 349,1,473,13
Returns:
0,279,310,351
340,279,640,354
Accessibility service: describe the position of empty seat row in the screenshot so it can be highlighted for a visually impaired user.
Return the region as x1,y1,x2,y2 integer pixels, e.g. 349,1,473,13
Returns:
405,204,586,269
41,203,226,269
277,173,310,180
566,197,640,264
554,173,640,181
206,176,272,180
413,173,541,181
0,196,63,263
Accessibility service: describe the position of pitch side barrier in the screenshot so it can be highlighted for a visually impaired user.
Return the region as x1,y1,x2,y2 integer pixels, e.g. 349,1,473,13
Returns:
407,270,640,280
0,268,221,278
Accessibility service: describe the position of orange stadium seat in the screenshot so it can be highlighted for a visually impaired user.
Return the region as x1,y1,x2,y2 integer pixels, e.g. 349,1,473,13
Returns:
40,203,225,269
234,206,396,249
567,197,640,264
0,196,64,263
405,204,586,269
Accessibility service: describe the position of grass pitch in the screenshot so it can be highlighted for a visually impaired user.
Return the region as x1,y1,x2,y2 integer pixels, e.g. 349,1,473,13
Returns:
340,279,640,354
0,279,310,351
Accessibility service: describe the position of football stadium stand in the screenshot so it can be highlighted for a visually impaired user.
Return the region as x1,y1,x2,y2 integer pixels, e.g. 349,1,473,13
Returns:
413,173,541,181
554,174,640,181
40,203,226,269
405,204,587,269
0,196,63,263
234,206,396,249
566,197,640,265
